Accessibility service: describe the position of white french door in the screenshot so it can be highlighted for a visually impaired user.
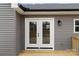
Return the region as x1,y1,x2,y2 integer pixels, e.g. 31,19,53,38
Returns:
25,18,54,50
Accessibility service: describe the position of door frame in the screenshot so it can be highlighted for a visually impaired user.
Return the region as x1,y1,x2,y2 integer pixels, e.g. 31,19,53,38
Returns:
25,17,54,50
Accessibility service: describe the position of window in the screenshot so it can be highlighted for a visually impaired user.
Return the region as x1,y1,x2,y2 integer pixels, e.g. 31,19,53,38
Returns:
74,19,79,33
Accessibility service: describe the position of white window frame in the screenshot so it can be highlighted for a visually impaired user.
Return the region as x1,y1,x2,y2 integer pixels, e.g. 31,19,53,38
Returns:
74,19,79,33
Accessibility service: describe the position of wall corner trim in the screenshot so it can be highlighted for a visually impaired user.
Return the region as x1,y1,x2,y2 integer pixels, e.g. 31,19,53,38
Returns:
11,3,24,15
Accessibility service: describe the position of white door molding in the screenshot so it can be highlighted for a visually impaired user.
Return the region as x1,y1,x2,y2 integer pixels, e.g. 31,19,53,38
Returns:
25,18,54,50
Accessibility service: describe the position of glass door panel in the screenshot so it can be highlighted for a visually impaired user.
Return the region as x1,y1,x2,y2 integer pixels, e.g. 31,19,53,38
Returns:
29,22,37,44
43,22,50,44
40,19,54,49
25,19,39,48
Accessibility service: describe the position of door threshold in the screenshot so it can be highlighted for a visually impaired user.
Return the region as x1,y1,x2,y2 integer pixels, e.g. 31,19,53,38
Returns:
27,47,39,49
40,47,53,49
26,47,53,50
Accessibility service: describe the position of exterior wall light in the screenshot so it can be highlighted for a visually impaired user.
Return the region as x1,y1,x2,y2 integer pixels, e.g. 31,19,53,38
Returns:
58,20,62,26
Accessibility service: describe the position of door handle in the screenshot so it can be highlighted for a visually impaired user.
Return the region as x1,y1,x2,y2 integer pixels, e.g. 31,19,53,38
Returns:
38,33,39,37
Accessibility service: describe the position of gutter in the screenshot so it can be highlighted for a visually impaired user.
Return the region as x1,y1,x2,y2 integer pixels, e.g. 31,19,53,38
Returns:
11,3,79,15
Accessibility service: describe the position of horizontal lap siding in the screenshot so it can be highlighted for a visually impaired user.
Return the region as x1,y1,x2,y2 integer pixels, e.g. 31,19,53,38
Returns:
0,3,16,56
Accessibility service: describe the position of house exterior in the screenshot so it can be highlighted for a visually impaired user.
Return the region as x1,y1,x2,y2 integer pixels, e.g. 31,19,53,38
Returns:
0,3,79,56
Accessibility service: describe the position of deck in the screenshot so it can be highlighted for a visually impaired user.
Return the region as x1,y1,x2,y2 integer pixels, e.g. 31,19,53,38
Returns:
17,50,79,56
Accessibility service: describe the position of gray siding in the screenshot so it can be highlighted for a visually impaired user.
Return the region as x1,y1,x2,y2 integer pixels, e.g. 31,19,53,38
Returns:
54,15,79,50
16,12,21,52
55,16,73,50
0,3,16,55
20,16,25,50
16,12,25,52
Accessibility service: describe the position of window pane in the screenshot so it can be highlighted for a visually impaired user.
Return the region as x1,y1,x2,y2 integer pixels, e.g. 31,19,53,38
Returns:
75,27,79,32
75,20,79,25
29,22,37,44
43,22,50,44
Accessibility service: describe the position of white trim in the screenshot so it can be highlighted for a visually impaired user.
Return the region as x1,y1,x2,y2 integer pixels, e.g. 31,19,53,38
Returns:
53,18,55,50
25,19,39,48
15,7,24,14
11,3,18,8
74,19,79,33
11,3,24,14
23,11,79,15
